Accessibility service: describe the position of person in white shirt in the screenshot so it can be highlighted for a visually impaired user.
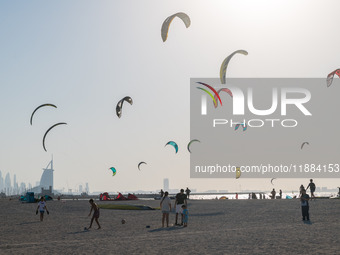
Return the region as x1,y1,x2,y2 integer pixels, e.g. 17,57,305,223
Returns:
36,196,49,221
160,191,171,227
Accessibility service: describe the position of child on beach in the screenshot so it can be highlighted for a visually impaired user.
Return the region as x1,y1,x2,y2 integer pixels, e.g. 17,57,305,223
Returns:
300,189,310,221
36,196,49,222
182,205,188,227
88,199,101,229
306,179,316,200
160,191,171,227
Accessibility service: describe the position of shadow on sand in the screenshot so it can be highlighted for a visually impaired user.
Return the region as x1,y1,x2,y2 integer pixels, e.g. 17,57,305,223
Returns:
190,212,225,217
18,221,40,225
148,226,183,232
67,229,91,235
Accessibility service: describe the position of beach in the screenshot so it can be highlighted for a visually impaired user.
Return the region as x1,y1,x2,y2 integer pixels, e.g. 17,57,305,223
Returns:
0,198,339,254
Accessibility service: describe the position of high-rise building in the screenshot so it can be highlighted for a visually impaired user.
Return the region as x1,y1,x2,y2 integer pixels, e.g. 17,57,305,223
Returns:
79,185,83,194
163,178,169,191
85,183,89,194
5,173,11,195
0,171,3,192
20,182,26,194
13,174,18,195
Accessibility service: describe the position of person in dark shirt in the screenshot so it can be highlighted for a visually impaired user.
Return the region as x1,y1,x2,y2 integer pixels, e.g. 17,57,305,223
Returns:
174,189,187,225
300,189,310,221
306,179,316,200
185,187,191,199
270,189,276,199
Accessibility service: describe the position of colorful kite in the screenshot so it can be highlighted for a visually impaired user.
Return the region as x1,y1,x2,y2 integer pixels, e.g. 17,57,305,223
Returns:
213,88,233,108
235,123,247,131
109,167,117,176
327,69,340,87
165,141,178,153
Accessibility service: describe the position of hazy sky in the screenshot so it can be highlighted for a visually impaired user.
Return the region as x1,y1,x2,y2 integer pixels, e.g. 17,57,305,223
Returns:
0,0,339,193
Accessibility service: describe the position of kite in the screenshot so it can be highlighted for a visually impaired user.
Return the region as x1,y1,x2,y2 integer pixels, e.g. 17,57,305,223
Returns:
236,167,241,179
109,167,117,176
197,82,222,106
42,122,67,152
165,141,178,153
271,178,276,185
327,69,340,87
161,12,191,42
213,88,233,108
187,139,200,153
220,50,248,84
116,96,133,118
235,123,247,131
138,162,147,171
301,142,309,150
196,87,217,106
30,104,57,125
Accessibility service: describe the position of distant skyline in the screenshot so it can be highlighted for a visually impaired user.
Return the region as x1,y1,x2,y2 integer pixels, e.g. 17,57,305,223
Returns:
0,0,339,192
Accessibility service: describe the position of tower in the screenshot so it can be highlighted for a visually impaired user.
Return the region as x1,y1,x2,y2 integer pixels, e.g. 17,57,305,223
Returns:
163,178,169,191
40,157,54,191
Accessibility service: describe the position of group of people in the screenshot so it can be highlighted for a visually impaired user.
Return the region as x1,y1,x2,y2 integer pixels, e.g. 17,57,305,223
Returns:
160,189,189,228
270,189,283,199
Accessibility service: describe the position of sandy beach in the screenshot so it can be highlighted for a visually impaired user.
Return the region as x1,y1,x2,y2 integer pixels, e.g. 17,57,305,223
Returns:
0,198,339,254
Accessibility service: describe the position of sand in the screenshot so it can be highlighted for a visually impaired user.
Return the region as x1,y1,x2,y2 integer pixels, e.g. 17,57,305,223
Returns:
0,198,339,254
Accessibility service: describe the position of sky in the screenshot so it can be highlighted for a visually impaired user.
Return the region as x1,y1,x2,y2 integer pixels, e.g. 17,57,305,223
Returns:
0,0,339,193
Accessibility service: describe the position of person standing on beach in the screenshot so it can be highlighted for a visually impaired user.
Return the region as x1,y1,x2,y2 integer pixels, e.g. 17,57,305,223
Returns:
306,179,316,200
88,199,101,229
36,196,49,222
160,189,164,198
270,189,276,199
299,184,305,197
160,191,171,227
300,189,310,221
279,189,282,199
182,205,189,227
174,189,187,226
185,187,191,199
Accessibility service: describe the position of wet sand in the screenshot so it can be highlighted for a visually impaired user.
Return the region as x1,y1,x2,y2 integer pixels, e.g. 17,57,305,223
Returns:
0,198,339,254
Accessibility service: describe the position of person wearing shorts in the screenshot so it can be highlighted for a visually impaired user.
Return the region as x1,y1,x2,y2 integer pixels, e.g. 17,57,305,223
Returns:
88,199,101,229
174,189,187,226
182,204,188,227
160,191,171,227
36,196,49,222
